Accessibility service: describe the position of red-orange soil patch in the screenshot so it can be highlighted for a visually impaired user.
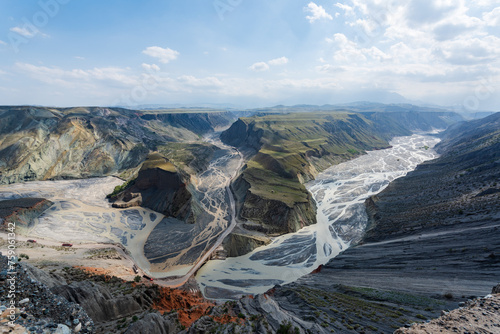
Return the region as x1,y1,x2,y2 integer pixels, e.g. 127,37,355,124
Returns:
152,287,215,328
74,266,110,276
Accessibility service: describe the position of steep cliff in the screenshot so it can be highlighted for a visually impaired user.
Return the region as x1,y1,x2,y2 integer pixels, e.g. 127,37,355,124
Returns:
110,153,192,221
52,280,145,323
140,110,234,134
222,230,271,257
0,198,53,231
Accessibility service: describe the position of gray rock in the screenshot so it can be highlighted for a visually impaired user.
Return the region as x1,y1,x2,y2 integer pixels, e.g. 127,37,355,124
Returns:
124,313,180,334
51,280,143,323
55,324,71,334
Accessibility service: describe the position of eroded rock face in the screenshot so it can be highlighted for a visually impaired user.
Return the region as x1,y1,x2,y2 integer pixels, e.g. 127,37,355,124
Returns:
222,232,271,257
0,198,53,231
124,313,179,334
51,281,144,323
111,153,192,221
0,106,234,185
239,190,317,235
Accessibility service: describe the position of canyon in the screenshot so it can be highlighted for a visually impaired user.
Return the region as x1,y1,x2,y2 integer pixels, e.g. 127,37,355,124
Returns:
0,104,498,333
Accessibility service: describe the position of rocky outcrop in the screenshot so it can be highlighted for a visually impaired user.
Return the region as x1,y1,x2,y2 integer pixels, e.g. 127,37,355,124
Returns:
111,153,192,221
0,198,53,231
22,263,68,288
0,107,150,184
222,232,271,257
395,293,500,334
124,313,179,334
220,118,263,153
239,190,316,235
142,111,235,134
0,256,94,333
224,171,316,255
52,281,144,323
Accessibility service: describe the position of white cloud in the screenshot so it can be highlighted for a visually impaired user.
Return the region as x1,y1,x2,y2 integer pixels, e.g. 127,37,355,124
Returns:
483,7,500,26
0,40,6,45
305,2,333,23
249,62,270,72
316,64,346,73
335,3,354,16
330,33,367,62
74,56,85,60
177,75,223,88
250,57,290,71
436,36,500,65
406,0,464,26
15,62,137,86
268,57,289,65
10,26,36,37
142,46,179,64
10,26,49,38
141,63,160,72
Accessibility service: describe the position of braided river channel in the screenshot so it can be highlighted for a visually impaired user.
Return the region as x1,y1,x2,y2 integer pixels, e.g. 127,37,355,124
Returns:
196,133,441,298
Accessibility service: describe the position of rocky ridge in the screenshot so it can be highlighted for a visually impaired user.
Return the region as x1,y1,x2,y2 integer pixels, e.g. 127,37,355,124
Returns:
395,290,500,334
0,198,53,232
0,106,233,185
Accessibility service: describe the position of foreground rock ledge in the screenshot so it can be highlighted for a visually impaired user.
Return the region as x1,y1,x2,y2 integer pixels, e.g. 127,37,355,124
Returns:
395,291,500,334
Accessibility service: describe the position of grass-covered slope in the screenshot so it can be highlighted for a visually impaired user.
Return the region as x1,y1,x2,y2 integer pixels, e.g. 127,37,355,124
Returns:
221,110,461,236
223,112,393,204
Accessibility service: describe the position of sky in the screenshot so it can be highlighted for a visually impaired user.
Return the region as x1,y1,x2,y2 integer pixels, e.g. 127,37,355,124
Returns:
0,0,499,111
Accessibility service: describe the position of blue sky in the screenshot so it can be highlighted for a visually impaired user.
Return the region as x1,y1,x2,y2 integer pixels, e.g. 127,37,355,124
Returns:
0,0,499,110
